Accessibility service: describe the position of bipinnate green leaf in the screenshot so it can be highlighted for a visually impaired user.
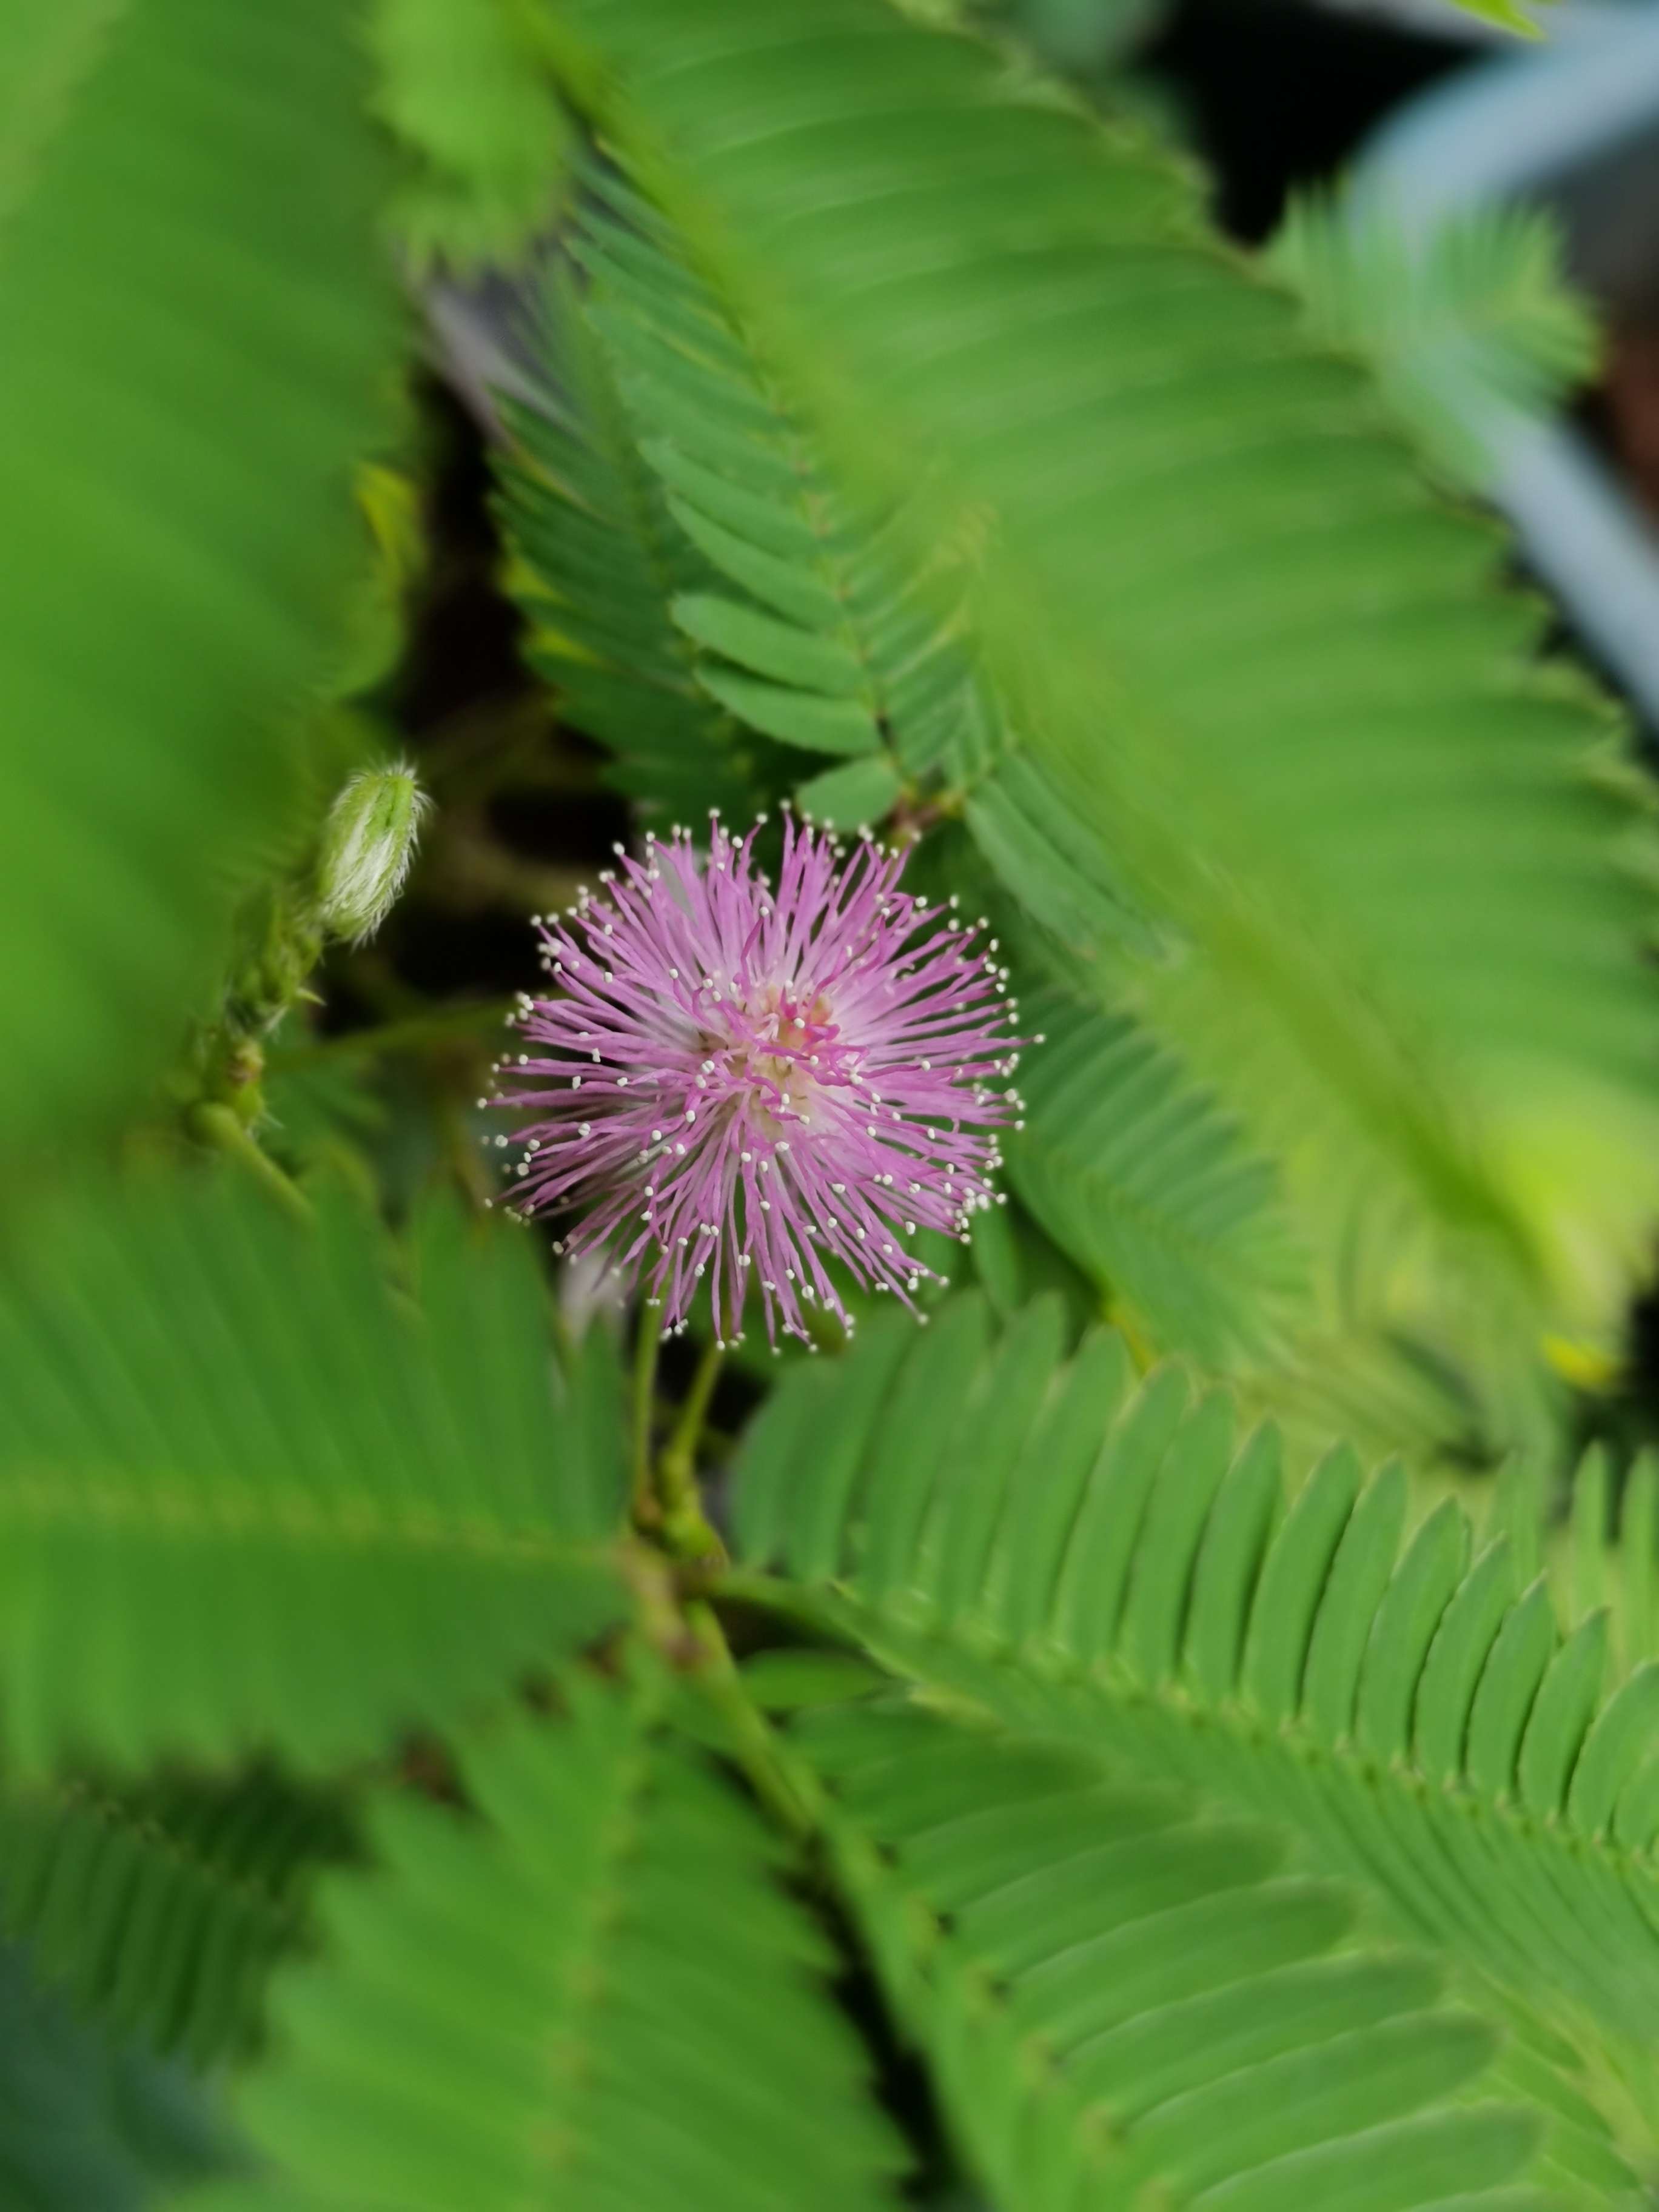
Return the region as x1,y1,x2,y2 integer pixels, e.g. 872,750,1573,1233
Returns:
0,1173,628,1772
787,1695,1570,2212
728,1295,1659,2086
191,1666,904,2212
0,0,403,1159
497,255,766,820
501,164,1149,961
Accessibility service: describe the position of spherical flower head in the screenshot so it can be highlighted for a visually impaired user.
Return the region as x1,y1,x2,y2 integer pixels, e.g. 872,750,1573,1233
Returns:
489,813,1029,1348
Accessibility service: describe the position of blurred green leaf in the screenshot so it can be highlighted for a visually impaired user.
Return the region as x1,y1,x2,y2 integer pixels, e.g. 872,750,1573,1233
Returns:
0,1173,628,1771
1268,197,1598,488
0,1938,233,2210
0,1761,358,2066
369,0,574,272
207,1669,905,2212
502,164,1152,951
0,0,403,1164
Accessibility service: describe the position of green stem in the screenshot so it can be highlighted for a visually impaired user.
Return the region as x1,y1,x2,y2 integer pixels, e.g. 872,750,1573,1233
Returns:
631,1313,662,1529
187,884,323,1130
684,1600,815,1841
631,1324,725,1564
659,1339,724,1512
656,1407,725,1564
705,1566,830,1625
623,1540,814,1837
186,1103,312,1224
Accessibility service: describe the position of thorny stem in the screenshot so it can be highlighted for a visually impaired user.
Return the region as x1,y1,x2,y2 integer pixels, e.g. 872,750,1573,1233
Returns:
681,1600,919,1956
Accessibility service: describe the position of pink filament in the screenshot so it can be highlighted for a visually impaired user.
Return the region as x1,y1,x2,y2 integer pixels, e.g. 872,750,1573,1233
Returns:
491,813,1027,1348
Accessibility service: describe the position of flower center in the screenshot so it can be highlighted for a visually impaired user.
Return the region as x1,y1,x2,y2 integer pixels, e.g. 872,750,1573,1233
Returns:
715,982,844,1134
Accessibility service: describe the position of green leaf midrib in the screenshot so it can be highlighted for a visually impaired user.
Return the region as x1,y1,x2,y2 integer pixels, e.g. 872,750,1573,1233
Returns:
527,1686,658,2182
234,1678,908,2212
0,1469,618,1569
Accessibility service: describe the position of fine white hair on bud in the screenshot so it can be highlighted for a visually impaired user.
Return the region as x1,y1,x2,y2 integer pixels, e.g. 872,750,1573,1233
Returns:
315,760,431,945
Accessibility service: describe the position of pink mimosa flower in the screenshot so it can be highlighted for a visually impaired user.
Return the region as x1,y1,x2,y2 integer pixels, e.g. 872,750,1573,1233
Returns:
491,813,1030,1347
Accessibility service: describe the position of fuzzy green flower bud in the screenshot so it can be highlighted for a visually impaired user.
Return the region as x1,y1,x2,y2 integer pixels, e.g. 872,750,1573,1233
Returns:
315,761,430,945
